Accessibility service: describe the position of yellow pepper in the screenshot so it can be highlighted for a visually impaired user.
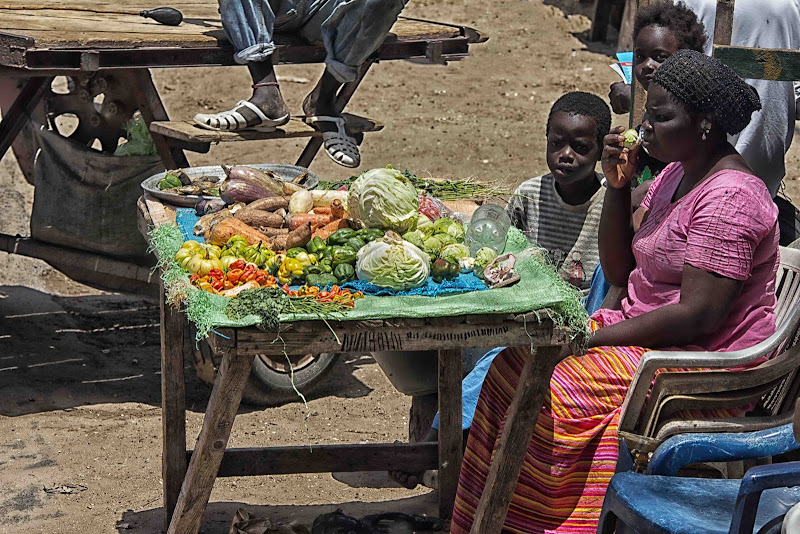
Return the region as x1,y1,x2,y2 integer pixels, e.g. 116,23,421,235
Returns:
278,258,305,285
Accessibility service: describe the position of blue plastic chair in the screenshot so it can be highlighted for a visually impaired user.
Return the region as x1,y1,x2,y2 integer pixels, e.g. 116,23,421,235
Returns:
597,424,800,534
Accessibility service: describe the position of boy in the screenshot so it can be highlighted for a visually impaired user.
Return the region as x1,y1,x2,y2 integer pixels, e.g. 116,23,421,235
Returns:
390,91,612,489
506,90,611,289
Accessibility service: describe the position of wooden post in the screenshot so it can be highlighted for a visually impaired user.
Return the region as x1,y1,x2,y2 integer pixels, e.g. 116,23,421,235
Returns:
167,350,254,534
0,76,50,162
295,59,376,168
714,0,735,46
469,345,563,534
438,349,464,518
629,0,654,128
160,281,187,530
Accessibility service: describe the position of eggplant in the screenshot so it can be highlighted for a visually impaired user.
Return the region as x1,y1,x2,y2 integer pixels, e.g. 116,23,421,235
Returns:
220,179,276,204
221,165,284,196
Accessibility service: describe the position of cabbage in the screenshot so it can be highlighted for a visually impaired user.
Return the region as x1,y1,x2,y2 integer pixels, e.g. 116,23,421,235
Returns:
437,233,456,247
348,167,420,233
433,217,465,242
423,235,444,256
475,247,498,279
433,217,456,235
416,213,435,238
356,231,430,290
440,243,471,264
402,230,425,249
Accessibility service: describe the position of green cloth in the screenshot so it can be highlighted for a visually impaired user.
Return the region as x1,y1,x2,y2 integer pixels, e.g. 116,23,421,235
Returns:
149,224,589,344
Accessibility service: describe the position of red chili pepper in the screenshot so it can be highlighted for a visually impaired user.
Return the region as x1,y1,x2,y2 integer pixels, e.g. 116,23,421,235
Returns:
208,269,224,279
190,274,200,282
226,268,244,284
210,277,225,291
230,259,246,271
243,263,257,273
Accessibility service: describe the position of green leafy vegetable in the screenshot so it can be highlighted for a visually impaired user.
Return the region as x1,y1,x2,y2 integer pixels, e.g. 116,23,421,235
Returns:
348,167,420,233
440,243,471,264
355,231,430,290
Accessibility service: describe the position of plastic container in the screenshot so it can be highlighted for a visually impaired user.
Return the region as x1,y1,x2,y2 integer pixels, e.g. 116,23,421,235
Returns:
464,203,511,255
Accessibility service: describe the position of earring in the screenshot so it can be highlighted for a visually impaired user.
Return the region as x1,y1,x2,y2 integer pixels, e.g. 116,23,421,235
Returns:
701,119,711,141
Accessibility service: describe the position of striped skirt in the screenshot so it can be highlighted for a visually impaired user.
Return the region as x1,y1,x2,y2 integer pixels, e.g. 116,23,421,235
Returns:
450,320,647,533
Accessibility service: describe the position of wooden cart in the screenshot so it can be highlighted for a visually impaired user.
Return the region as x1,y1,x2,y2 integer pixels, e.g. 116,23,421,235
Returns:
0,1,485,292
138,193,575,534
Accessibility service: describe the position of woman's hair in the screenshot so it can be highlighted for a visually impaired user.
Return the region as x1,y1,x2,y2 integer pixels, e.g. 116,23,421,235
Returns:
546,91,611,148
634,1,707,52
652,49,762,135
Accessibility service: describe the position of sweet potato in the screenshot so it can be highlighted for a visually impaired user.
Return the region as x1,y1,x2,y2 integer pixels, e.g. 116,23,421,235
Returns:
312,218,351,241
260,227,290,237
286,213,332,231
272,222,312,251
207,218,273,247
234,207,284,228
246,196,289,212
312,206,332,215
330,199,346,219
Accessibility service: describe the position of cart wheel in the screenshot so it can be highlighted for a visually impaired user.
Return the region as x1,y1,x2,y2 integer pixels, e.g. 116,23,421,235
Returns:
186,329,336,406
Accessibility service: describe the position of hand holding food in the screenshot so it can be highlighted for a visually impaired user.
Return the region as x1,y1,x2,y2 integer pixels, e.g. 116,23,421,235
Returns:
601,126,640,190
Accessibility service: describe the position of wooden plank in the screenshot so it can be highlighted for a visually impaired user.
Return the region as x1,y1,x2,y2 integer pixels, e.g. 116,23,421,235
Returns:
144,192,177,227
0,76,49,161
713,45,800,82
470,345,563,534
713,0,735,46
208,442,439,477
160,281,187,530
229,319,564,356
438,349,463,519
167,350,254,534
616,0,637,52
151,113,382,144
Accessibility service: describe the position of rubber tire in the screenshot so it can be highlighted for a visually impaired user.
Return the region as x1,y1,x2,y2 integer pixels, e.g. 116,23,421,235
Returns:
187,332,336,407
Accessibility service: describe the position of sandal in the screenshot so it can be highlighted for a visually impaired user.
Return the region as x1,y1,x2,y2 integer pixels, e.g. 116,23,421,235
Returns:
193,100,289,132
305,115,361,168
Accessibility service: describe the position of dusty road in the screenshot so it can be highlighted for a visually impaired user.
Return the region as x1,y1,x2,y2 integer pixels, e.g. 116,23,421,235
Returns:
2,0,800,532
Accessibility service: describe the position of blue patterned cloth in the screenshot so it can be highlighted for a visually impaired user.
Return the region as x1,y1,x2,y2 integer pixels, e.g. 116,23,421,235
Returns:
342,272,488,297
176,208,205,243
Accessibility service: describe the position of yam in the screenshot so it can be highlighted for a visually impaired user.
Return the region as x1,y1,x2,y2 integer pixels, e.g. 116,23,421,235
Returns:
272,222,312,251
234,208,284,228
260,227,290,237
246,196,289,212
207,218,273,247
310,190,347,207
286,213,332,230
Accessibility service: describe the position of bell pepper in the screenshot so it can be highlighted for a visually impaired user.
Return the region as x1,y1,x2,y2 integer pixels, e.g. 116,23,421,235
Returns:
326,228,357,246
331,247,357,267
278,258,305,285
319,258,334,274
158,173,182,190
266,254,286,275
304,264,325,276
286,247,308,259
432,258,460,283
333,263,355,283
306,236,327,255
356,228,384,243
306,273,339,288
345,236,366,253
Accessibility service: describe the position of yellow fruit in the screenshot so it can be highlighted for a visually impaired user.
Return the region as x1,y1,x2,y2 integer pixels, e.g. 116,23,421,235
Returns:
622,128,640,148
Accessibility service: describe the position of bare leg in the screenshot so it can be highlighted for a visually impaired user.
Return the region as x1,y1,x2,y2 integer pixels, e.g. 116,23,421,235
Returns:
243,58,290,120
302,69,344,134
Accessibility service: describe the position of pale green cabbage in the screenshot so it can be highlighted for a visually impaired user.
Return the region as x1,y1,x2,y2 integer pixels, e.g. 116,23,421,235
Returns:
433,217,465,242
423,235,444,257
348,168,420,233
474,247,498,279
356,231,430,290
440,243,471,264
402,230,425,249
416,213,435,238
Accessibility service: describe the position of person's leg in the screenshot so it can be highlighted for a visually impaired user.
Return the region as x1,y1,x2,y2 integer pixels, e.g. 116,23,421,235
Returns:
194,0,289,130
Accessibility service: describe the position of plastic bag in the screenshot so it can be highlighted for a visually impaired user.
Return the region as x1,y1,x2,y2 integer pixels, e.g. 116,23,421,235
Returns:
113,115,157,157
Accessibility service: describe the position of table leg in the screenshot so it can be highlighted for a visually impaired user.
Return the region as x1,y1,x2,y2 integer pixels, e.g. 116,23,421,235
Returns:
167,350,254,534
0,76,50,162
469,345,563,534
160,281,186,530
295,59,376,168
438,349,463,519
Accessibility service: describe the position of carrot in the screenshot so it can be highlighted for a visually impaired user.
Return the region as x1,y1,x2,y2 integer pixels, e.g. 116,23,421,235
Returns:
206,218,273,247
286,213,332,230
312,206,332,215
312,218,351,241
330,199,346,219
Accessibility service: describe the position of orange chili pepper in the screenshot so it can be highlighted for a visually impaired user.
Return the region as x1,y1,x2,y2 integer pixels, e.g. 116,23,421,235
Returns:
223,280,234,290
227,268,244,284
190,273,200,282
288,290,299,297
330,285,340,294
229,259,246,271
338,289,351,297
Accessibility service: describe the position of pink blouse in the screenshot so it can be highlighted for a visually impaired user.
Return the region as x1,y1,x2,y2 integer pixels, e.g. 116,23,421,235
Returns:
593,162,779,352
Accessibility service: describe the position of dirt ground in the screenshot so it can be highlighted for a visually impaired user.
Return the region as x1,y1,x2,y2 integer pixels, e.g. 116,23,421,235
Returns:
2,0,800,532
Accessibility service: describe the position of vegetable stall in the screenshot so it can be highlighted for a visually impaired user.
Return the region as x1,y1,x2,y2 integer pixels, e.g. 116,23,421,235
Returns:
138,163,588,534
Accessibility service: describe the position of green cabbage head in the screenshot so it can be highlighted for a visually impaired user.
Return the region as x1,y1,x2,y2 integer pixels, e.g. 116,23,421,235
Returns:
474,247,498,279
402,230,425,249
440,243,471,264
416,213,435,238
348,167,420,233
434,217,465,242
356,231,430,290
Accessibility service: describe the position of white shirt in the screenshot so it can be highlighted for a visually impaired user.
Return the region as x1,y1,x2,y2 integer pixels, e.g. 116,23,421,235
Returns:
679,0,800,197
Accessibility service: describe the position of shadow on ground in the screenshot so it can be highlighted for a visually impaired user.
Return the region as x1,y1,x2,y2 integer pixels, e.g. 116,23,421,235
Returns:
0,285,374,417
117,493,441,534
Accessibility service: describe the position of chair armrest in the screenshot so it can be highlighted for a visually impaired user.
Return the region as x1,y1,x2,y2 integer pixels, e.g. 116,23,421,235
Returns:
618,300,800,434
647,423,799,476
730,461,800,534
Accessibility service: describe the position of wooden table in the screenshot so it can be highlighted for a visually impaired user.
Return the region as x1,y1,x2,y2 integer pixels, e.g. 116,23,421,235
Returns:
138,194,572,534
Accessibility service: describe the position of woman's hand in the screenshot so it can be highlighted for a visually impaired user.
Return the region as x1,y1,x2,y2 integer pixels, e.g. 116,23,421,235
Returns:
601,126,640,190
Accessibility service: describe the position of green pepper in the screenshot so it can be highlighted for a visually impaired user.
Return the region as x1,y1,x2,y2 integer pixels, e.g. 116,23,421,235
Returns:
432,258,460,283
345,236,366,253
306,236,327,255
158,173,182,190
322,245,345,260
326,228,357,246
286,247,308,259
356,228,384,243
319,258,334,274
266,253,286,275
306,273,339,288
304,264,325,276
331,247,357,267
333,263,355,283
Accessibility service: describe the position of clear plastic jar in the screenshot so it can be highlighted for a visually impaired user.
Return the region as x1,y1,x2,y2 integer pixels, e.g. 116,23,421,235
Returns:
465,204,511,255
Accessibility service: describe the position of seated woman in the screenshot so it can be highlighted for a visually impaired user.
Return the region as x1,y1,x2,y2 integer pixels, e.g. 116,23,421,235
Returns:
450,49,775,533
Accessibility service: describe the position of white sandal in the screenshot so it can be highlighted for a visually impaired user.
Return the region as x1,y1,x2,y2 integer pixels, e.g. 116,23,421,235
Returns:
193,100,289,132
305,115,361,168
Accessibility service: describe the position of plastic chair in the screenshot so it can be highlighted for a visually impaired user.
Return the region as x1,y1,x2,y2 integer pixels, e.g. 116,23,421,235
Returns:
597,423,800,534
617,247,800,466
